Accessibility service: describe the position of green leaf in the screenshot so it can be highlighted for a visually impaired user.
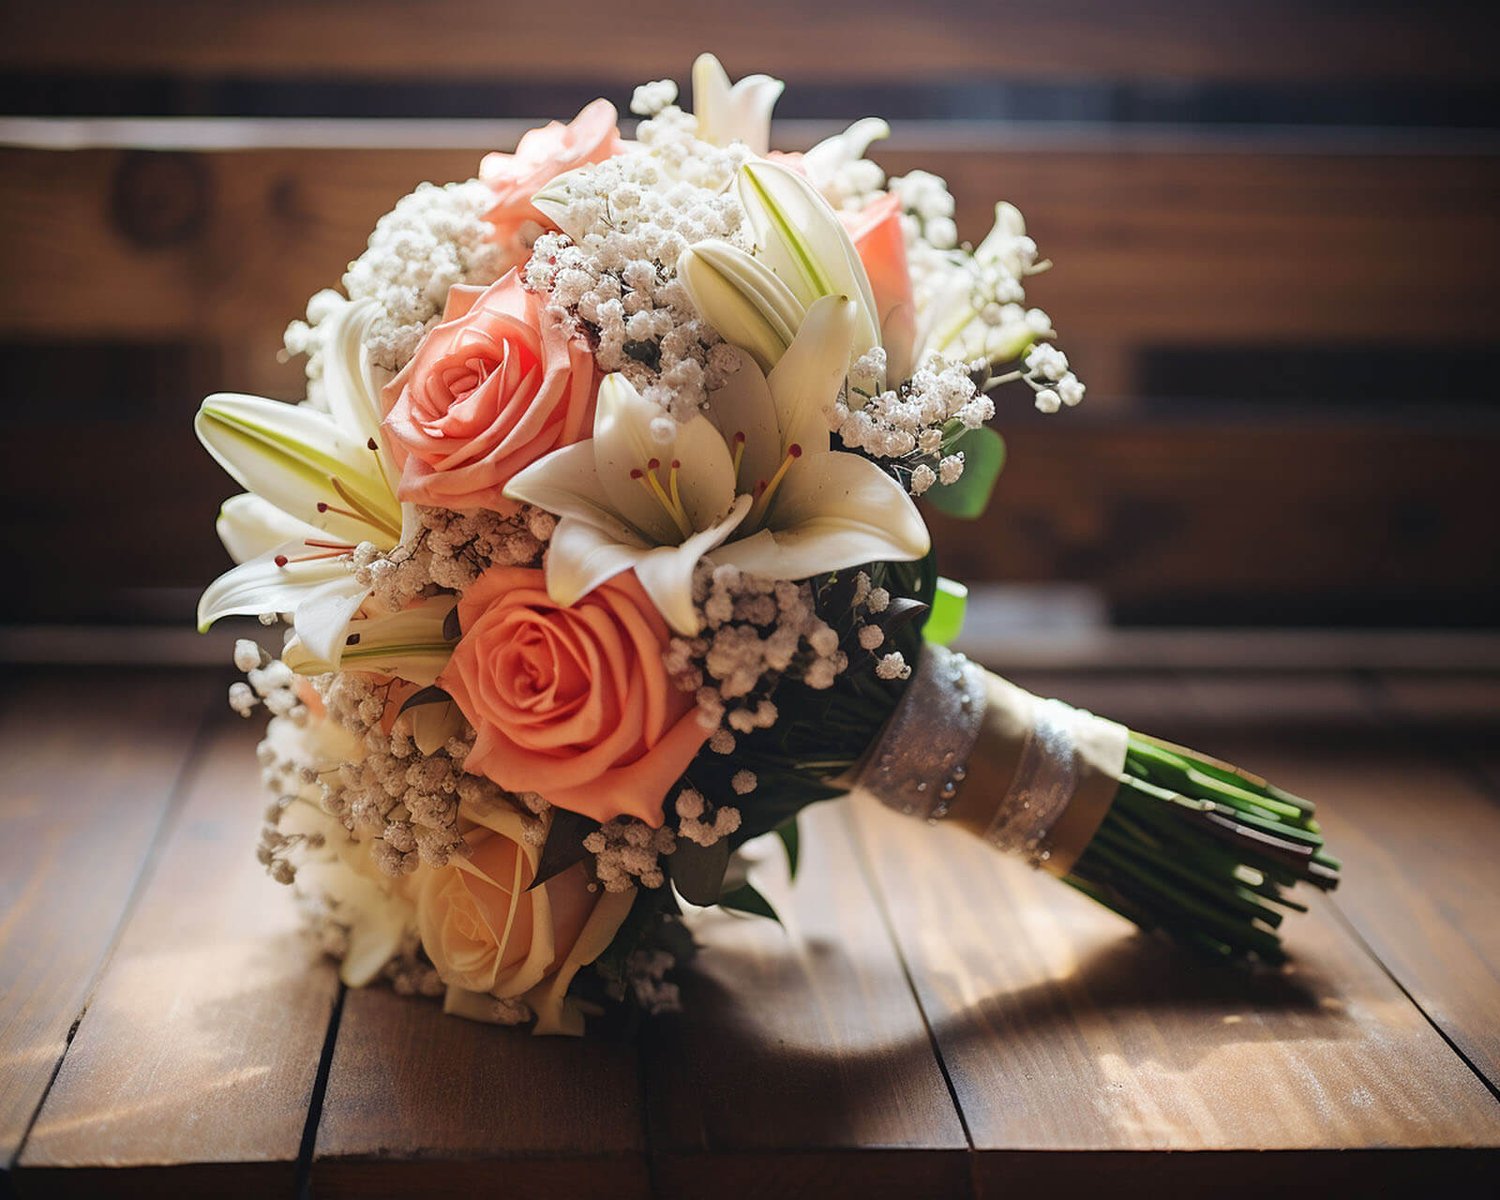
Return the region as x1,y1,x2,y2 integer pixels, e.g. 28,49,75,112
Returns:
443,605,462,641
878,596,930,634
925,426,1006,520
719,882,781,924
924,577,968,646
527,808,599,891
397,684,451,714
670,836,731,906
774,817,800,880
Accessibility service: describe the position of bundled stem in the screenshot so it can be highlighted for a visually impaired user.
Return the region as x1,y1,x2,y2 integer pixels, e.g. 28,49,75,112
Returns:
1063,734,1340,963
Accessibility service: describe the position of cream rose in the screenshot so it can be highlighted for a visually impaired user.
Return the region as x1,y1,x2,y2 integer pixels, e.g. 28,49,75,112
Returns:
413,799,633,1035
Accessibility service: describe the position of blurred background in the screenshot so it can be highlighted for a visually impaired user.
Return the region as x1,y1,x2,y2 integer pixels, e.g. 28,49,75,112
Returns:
2,0,1498,668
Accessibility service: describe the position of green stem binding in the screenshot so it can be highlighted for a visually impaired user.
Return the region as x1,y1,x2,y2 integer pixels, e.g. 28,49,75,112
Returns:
1061,733,1341,963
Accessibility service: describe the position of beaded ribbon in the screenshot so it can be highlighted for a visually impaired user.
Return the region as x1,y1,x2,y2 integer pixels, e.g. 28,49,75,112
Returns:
851,644,1128,876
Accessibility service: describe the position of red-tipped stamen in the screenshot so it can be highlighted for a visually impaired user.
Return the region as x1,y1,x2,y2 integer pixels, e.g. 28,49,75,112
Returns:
751,443,803,520
317,501,362,519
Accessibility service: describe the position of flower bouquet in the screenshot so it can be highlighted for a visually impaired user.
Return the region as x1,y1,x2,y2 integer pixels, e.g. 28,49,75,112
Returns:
198,56,1340,1035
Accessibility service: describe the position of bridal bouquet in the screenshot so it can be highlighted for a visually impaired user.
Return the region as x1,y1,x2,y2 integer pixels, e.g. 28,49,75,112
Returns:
197,56,1339,1035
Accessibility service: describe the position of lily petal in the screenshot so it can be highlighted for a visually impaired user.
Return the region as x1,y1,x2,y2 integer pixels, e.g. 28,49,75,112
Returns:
591,375,683,545
768,295,856,456
736,161,880,372
196,542,356,632
631,495,753,635
713,451,928,580
546,494,751,635
692,53,783,155
216,493,322,565
292,575,379,667
677,241,805,373
504,441,646,548
196,393,401,544
591,374,736,544
285,594,458,685
543,518,653,607
660,409,739,532
802,117,890,182
321,296,388,454
702,349,784,493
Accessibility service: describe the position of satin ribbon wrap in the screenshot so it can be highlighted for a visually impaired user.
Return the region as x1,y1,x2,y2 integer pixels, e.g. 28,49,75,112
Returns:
851,644,1130,876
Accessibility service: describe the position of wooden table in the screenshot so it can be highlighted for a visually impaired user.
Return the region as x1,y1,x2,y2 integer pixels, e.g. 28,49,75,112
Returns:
2,666,1498,1198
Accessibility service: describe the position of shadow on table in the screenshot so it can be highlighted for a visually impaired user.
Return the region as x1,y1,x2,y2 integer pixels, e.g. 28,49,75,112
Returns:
646,926,1344,1150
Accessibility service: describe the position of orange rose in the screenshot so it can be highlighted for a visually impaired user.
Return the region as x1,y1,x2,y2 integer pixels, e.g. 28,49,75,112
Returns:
438,567,708,826
413,801,634,1035
381,271,596,512
842,192,917,381
480,98,623,265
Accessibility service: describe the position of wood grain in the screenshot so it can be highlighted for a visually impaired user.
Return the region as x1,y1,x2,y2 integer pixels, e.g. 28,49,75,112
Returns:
1372,674,1500,794
313,969,647,1197
643,799,970,1199
3,145,1496,385
0,670,213,1181
4,0,1493,83
846,738,1500,1190
8,419,1499,627
1161,674,1500,1096
15,717,340,1198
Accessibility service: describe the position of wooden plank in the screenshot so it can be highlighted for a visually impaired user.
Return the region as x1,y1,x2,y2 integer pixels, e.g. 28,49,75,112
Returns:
643,799,971,1199
1161,674,1500,1097
313,961,647,1193
3,145,1496,357
0,669,213,1182
3,1,1493,84
7,422,1499,626
1373,674,1500,793
933,422,1500,615
15,716,340,1198
847,671,1500,1189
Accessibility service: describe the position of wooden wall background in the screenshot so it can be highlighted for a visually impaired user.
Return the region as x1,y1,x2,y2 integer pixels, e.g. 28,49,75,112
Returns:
2,0,1498,627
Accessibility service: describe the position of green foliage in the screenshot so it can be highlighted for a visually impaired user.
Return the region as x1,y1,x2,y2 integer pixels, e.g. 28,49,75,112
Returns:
669,835,731,906
396,684,451,714
719,881,781,924
774,817,800,880
923,426,1006,519
923,577,968,646
528,808,598,891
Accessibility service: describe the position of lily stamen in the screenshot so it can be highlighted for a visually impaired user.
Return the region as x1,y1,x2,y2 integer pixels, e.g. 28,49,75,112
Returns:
750,443,802,521
274,549,352,567
317,501,363,520
329,474,402,541
631,461,694,540
731,431,746,480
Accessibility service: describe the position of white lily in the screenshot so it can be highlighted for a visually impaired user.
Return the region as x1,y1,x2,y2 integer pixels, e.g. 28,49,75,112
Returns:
675,240,806,374
691,53,784,156
801,117,890,189
283,594,458,688
196,297,411,670
505,296,928,633
678,161,883,388
919,202,1045,367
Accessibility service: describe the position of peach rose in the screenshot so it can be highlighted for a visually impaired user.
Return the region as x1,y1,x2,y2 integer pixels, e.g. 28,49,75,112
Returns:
381,271,596,512
413,801,634,1035
480,98,623,264
437,567,709,826
842,192,917,381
